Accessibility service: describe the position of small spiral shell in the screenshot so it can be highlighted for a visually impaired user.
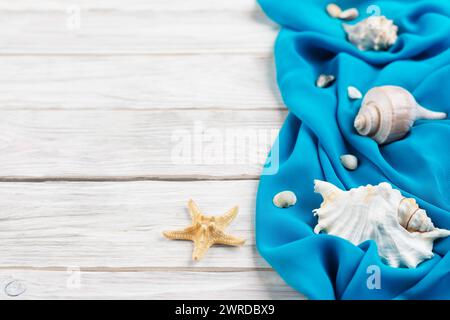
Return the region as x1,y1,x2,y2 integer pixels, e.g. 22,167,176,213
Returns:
398,198,434,232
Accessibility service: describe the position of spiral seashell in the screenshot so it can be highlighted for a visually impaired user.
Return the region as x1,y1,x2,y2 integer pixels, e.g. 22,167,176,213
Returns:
343,16,398,51
354,86,447,144
313,180,450,268
398,198,434,232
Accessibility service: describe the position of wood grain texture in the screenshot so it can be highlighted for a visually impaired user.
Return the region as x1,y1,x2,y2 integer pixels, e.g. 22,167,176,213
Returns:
0,109,285,179
0,10,277,54
0,270,304,299
0,180,273,268
0,55,282,110
0,0,301,300
1,0,258,11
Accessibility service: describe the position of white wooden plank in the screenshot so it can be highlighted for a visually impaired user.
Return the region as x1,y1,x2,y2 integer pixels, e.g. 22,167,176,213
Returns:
0,270,304,299
0,180,268,268
0,55,282,110
0,0,258,11
0,109,284,178
0,10,277,54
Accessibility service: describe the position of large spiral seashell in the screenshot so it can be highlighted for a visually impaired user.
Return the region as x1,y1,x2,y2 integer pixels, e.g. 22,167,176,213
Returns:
354,86,447,144
313,180,450,268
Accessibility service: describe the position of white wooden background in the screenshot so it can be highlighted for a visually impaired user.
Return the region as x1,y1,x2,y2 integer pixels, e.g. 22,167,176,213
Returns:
0,0,305,299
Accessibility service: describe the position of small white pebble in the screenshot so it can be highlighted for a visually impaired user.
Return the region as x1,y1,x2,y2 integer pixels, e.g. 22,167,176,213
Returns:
347,86,363,100
273,191,297,208
339,8,359,21
340,154,358,170
316,74,336,88
326,3,342,18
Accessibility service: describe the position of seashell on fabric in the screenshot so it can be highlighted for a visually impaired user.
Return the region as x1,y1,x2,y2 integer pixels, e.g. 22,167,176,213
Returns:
273,190,297,208
326,3,358,20
343,16,398,51
347,86,362,100
326,3,342,18
398,198,434,233
340,154,358,170
339,8,359,21
312,180,450,268
354,86,447,144
316,74,335,88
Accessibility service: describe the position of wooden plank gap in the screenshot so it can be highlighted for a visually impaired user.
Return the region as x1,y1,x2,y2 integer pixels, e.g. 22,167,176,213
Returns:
0,266,273,273
0,175,261,183
0,107,285,112
0,52,274,58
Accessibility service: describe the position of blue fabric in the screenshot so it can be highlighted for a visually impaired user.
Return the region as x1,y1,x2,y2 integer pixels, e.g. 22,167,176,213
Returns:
256,0,450,299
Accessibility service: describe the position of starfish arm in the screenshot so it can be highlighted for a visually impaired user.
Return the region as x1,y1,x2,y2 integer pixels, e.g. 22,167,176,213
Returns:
163,225,196,241
216,206,238,229
188,199,202,222
192,240,213,261
212,229,246,246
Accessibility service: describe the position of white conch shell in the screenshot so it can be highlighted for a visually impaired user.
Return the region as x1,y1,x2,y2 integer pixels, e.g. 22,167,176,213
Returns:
354,86,447,144
343,16,398,51
273,190,297,208
313,180,450,268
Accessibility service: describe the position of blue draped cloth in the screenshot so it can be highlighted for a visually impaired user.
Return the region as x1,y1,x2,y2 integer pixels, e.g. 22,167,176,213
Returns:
256,0,450,299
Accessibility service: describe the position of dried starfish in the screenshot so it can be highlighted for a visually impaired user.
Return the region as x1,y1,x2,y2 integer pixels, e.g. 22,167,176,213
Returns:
163,199,246,261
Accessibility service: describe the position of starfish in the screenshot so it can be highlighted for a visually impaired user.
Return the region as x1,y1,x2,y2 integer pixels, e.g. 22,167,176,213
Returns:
163,200,246,261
